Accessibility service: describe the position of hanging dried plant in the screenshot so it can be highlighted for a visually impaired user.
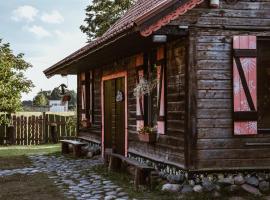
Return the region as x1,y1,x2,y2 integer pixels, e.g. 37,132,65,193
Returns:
133,76,157,98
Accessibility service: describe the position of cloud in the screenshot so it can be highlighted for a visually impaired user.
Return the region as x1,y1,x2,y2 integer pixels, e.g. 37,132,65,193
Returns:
27,25,52,38
21,30,87,100
12,5,38,22
41,10,64,24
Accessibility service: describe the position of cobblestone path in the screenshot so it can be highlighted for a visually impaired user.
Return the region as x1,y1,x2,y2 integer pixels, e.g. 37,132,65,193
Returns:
0,155,130,200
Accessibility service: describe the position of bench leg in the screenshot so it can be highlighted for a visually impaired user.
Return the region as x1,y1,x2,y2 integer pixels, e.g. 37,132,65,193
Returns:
108,156,122,172
73,145,81,157
134,168,140,191
62,143,69,154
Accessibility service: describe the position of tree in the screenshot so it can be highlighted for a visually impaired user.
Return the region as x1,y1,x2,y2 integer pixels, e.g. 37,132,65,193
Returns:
68,90,77,110
0,39,34,124
33,90,49,106
80,0,134,41
50,87,62,100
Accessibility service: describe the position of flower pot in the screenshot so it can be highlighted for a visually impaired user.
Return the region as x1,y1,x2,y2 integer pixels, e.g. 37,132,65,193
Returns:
62,95,71,102
138,133,156,143
81,120,91,128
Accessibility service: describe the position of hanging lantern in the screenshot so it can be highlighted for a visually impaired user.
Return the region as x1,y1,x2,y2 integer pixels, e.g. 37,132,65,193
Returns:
210,0,219,8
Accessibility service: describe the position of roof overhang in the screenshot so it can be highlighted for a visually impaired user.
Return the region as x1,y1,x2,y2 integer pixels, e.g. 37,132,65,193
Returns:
44,0,204,78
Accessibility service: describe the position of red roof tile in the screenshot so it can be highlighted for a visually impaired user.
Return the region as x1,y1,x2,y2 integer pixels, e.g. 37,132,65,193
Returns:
44,0,203,76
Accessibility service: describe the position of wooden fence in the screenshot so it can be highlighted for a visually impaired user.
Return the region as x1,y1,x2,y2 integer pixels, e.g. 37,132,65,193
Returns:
0,112,77,145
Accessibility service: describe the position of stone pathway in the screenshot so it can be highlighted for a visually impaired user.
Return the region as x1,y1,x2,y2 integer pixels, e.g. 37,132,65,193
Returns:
0,155,130,200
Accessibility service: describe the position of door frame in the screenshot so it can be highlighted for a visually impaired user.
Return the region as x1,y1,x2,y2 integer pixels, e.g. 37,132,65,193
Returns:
101,71,128,157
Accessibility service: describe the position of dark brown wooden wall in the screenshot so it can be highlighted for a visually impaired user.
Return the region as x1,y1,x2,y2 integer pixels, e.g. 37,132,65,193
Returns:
77,41,187,168
128,40,187,168
78,69,102,142
170,0,270,170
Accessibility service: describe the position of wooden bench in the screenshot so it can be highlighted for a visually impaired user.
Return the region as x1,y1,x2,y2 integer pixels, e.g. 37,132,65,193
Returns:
107,152,155,190
60,140,88,157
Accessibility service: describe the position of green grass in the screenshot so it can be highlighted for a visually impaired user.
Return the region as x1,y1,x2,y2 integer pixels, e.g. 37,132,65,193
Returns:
0,144,61,157
0,156,32,170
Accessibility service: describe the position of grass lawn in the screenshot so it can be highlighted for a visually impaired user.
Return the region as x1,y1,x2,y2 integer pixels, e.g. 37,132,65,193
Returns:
0,144,61,170
0,144,61,157
0,156,32,170
0,173,70,200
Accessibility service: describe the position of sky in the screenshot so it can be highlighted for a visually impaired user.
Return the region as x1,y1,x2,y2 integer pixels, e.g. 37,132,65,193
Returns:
0,0,90,100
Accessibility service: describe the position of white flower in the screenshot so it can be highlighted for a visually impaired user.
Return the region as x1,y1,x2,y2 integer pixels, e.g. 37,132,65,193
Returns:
133,77,157,98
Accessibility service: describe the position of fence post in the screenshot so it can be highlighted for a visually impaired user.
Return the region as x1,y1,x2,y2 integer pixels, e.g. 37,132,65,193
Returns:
42,112,47,143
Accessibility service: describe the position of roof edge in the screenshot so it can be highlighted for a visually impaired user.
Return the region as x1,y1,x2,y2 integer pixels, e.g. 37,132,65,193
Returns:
139,0,205,37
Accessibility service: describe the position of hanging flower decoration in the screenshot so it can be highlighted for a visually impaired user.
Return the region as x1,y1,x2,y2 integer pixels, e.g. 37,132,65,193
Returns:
133,76,157,98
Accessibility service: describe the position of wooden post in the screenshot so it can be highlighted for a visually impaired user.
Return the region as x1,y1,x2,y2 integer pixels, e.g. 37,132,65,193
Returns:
50,124,57,144
42,112,47,143
7,126,16,145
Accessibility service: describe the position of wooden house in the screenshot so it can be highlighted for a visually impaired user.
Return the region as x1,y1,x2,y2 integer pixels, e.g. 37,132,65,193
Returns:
44,0,270,173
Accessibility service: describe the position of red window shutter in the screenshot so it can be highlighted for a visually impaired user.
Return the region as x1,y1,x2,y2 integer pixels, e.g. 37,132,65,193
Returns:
89,70,93,123
136,69,144,131
80,73,86,121
157,65,165,134
157,46,165,134
233,36,257,135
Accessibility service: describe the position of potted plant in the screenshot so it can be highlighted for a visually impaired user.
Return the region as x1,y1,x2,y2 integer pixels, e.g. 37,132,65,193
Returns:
138,126,157,143
62,94,71,102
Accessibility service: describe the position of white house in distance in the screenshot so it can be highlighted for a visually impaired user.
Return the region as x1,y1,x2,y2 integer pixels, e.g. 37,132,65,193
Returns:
49,100,68,112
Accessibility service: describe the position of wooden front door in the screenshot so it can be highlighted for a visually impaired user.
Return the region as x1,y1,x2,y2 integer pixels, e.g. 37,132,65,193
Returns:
104,77,126,155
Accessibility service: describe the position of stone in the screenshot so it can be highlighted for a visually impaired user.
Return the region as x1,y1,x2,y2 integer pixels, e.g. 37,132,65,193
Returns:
202,178,216,192
207,174,214,182
87,151,94,158
181,185,193,194
193,185,203,193
245,176,259,187
257,173,267,181
241,184,262,196
259,181,270,192
167,174,185,184
105,195,116,200
161,184,181,193
217,174,224,180
189,179,195,186
228,197,246,200
234,175,245,185
212,191,221,198
159,171,166,179
228,184,241,192
218,177,234,186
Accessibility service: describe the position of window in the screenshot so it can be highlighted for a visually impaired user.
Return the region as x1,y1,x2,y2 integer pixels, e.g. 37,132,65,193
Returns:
258,38,270,132
79,70,93,128
145,50,158,127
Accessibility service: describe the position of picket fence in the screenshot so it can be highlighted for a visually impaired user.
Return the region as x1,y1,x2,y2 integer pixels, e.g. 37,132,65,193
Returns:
0,112,77,145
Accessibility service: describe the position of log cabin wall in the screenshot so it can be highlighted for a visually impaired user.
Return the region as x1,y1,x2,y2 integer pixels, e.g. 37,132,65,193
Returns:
77,39,188,169
169,0,270,170
128,40,187,169
77,69,102,142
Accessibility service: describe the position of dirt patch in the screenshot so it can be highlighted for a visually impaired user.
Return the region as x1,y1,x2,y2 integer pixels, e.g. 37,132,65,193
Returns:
0,173,69,200
0,156,32,170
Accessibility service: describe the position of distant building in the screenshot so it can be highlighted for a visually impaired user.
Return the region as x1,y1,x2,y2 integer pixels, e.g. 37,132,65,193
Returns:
49,100,68,112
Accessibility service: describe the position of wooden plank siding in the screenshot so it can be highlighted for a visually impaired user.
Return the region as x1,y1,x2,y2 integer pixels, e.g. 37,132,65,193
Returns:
167,0,270,170
77,40,187,168
127,40,187,168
